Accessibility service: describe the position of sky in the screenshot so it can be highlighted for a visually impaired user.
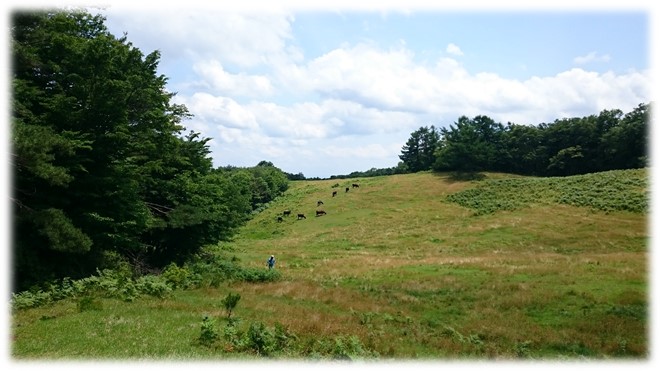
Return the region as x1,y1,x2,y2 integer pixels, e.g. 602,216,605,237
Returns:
9,0,646,179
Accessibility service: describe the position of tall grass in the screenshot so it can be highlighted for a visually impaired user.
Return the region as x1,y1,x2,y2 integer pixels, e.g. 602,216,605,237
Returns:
12,170,648,360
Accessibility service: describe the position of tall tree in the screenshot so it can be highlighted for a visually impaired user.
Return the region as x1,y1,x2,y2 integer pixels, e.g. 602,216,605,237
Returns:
433,115,503,173
600,103,649,170
399,126,439,172
11,9,261,290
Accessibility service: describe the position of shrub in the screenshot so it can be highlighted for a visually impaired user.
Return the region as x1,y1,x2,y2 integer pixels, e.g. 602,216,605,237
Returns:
162,263,191,289
135,275,172,299
199,316,219,346
246,321,275,356
222,292,241,319
11,290,52,310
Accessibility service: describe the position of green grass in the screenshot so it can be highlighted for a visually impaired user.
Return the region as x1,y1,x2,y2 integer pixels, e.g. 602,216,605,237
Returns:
11,170,649,360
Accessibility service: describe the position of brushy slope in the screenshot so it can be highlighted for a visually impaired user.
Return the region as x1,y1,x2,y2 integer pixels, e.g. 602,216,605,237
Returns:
446,169,648,215
12,170,649,360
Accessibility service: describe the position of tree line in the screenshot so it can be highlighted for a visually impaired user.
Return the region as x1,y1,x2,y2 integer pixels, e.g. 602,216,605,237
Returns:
399,104,649,177
320,103,648,180
11,10,288,292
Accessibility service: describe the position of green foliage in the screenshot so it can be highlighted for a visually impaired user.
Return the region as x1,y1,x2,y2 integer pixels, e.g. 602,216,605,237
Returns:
10,290,53,311
199,316,219,347
446,169,647,215
11,249,280,310
186,249,281,287
434,115,504,173
246,321,276,356
135,275,172,299
399,126,440,172
11,8,291,291
196,318,360,358
427,104,649,177
32,208,93,253
329,162,409,179
222,292,241,319
161,263,191,289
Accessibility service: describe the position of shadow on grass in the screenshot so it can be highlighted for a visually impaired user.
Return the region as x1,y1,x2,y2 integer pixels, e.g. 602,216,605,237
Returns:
433,171,487,183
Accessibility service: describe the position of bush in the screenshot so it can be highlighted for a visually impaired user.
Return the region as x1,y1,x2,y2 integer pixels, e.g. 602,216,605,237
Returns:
246,321,275,356
136,275,172,299
162,263,191,289
199,316,219,346
11,290,53,310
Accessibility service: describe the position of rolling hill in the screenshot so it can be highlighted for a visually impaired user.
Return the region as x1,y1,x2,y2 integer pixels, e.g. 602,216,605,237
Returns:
11,169,648,359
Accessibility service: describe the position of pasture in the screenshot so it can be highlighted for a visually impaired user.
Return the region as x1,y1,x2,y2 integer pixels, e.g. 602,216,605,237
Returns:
11,170,648,360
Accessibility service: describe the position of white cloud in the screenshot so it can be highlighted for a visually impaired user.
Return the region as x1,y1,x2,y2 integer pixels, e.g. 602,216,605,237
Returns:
101,9,650,177
446,43,464,56
103,9,295,68
177,93,259,130
191,60,273,97
574,51,611,65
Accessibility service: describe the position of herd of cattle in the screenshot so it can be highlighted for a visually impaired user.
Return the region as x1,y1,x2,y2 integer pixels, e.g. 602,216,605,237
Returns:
277,183,360,222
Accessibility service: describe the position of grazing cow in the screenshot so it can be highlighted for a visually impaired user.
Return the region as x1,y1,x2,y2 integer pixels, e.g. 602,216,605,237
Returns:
277,216,283,223
332,191,337,197
345,187,350,193
352,183,360,188
316,210,327,216
283,210,291,216
297,213,306,219
317,200,324,206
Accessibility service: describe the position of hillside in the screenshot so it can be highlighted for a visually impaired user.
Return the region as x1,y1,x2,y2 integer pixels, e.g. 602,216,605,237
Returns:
12,170,648,359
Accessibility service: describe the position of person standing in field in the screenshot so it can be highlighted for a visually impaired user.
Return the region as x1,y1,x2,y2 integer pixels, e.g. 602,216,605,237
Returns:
267,255,276,270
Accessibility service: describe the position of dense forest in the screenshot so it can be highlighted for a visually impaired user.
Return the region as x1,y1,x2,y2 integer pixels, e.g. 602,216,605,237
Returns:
398,105,649,177
11,10,288,292
10,9,650,292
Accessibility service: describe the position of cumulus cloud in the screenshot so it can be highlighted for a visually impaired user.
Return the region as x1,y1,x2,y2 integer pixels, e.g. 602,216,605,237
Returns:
190,60,273,97
103,8,295,68
176,92,259,130
104,9,649,177
574,51,611,65
446,43,464,56
175,38,650,175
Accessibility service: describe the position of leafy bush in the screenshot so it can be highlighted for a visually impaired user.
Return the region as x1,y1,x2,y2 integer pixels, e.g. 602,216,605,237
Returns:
187,250,282,287
199,316,219,346
135,275,172,299
11,290,53,310
12,249,281,310
161,263,192,289
246,321,275,356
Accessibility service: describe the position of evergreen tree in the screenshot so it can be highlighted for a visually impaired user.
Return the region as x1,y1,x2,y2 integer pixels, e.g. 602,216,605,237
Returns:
399,126,439,172
11,9,281,290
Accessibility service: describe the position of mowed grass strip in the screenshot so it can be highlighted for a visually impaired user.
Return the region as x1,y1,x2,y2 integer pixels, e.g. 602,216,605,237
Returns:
12,170,648,359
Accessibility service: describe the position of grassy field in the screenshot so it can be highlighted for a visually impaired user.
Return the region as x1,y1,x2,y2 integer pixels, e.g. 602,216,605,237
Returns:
11,170,648,360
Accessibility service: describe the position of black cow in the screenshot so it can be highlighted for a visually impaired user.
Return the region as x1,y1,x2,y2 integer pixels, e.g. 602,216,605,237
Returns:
297,213,306,219
283,210,291,216
277,216,283,223
332,191,337,197
316,210,327,216
352,183,360,188
345,187,349,193
317,200,324,206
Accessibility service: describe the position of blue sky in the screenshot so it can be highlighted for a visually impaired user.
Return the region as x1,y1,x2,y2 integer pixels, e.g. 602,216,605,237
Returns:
7,1,655,178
